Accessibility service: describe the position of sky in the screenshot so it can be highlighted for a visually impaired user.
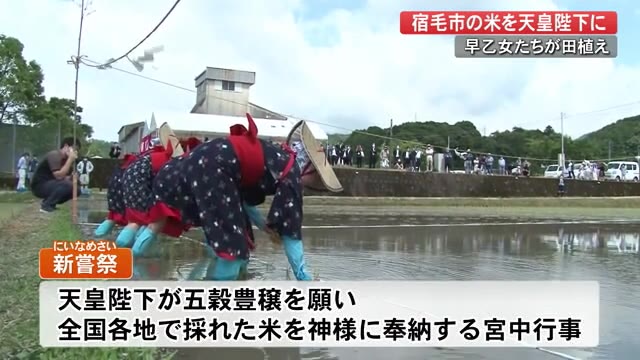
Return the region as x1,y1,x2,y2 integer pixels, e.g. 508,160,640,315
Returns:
1,0,640,142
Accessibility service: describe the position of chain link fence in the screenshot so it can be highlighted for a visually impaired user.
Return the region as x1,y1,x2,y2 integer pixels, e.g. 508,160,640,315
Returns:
0,123,60,176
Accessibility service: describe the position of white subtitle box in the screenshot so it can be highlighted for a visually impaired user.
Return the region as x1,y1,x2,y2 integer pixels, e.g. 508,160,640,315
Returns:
39,281,599,348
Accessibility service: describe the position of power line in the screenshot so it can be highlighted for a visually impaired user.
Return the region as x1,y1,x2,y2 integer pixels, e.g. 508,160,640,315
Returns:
567,101,640,119
79,58,640,163
82,58,194,92
84,0,181,69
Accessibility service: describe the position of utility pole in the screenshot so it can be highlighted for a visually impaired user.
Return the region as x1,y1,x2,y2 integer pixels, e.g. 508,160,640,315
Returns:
70,0,87,224
447,136,450,149
608,140,612,161
11,115,16,177
389,118,393,141
560,112,565,165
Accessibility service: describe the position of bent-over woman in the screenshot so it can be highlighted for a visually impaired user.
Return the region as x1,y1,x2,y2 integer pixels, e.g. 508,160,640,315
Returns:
94,153,139,237
129,137,202,256
114,140,185,249
145,114,343,281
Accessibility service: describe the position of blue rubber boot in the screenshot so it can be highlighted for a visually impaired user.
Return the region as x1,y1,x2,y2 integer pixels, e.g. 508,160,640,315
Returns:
94,220,115,237
282,236,312,281
187,258,211,280
243,202,265,230
132,227,158,258
135,226,147,238
133,263,149,280
205,256,246,280
115,227,138,248
201,237,216,258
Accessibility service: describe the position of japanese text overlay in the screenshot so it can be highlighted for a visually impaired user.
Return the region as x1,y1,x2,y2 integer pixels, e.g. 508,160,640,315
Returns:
39,281,599,347
454,36,617,58
400,11,617,35
39,240,133,279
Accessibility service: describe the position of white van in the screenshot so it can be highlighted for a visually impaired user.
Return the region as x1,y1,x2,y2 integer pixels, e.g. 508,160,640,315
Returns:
543,164,568,178
605,161,640,181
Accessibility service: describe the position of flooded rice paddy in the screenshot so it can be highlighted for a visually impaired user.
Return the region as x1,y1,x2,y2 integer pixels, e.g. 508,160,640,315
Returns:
82,209,640,360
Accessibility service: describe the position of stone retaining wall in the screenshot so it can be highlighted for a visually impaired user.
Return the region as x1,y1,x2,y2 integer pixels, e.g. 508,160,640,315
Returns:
3,158,640,197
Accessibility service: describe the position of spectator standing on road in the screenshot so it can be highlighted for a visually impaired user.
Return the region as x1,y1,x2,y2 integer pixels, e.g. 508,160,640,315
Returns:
409,148,418,171
394,145,401,165
568,161,575,179
403,147,411,169
485,153,494,174
522,159,531,177
380,145,390,168
425,144,434,171
16,153,30,192
355,145,364,167
109,142,121,159
31,137,81,213
368,143,377,168
455,148,474,174
27,156,38,188
498,156,506,175
444,148,453,173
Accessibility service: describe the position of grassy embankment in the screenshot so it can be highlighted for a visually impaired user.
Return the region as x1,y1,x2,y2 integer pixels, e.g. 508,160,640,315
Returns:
0,196,174,359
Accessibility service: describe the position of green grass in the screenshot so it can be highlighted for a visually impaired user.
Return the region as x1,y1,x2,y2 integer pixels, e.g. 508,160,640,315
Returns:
0,205,175,360
0,203,28,223
0,191,36,204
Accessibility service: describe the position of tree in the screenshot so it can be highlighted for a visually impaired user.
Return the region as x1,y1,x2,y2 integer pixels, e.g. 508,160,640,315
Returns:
340,114,640,174
0,35,44,124
84,139,112,157
25,97,93,156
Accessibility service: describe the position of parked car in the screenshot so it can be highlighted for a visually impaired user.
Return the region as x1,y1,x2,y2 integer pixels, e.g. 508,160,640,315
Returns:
543,164,568,178
604,161,639,181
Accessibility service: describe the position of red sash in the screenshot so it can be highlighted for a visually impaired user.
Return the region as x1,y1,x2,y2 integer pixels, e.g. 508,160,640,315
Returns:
227,113,265,187
121,154,138,169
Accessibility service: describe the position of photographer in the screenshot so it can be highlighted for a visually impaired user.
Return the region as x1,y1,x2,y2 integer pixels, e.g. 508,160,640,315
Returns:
31,137,82,213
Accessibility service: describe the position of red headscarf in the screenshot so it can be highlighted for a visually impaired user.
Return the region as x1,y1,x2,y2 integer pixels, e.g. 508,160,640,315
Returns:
179,137,202,155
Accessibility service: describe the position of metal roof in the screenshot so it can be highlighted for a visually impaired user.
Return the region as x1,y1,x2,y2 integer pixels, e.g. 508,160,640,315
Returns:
150,112,328,140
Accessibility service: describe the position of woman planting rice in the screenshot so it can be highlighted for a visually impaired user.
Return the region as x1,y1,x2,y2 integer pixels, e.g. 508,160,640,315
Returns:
113,136,190,249
94,153,139,238
141,113,342,281
128,136,203,256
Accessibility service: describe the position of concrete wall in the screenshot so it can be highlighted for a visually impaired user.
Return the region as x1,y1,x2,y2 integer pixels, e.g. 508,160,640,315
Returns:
322,168,640,197
4,158,640,197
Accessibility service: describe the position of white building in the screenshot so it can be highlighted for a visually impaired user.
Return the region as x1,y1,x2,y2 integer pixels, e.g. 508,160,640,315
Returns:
154,112,326,142
117,66,327,153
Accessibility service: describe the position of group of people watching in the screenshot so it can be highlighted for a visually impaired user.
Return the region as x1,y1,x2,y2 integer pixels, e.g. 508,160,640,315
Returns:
15,153,39,192
325,142,531,176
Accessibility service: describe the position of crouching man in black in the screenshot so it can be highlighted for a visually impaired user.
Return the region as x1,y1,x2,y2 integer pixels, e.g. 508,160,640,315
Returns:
31,137,82,213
